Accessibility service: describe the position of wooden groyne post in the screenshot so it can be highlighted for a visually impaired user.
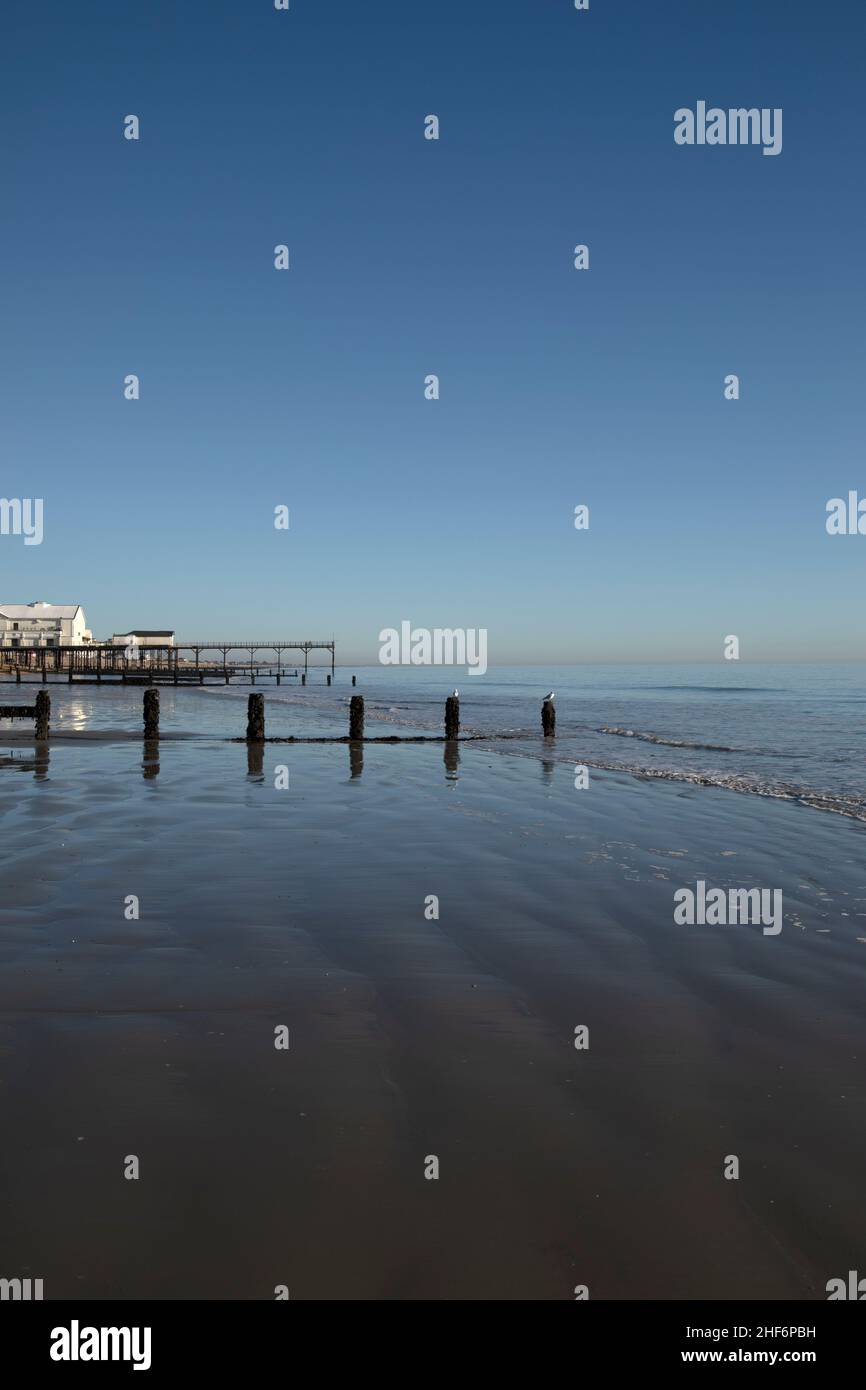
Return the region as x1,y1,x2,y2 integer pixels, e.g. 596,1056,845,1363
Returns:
246,692,265,742
143,689,160,738
1,696,50,739
349,695,364,740
542,699,556,737
445,694,459,740
35,691,50,740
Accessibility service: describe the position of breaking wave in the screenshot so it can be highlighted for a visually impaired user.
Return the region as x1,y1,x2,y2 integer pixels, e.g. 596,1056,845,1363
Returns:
489,743,866,823
194,685,866,822
599,726,740,753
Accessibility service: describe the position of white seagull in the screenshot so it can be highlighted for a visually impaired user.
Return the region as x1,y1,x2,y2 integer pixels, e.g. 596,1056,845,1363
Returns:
451,689,459,698
543,691,555,702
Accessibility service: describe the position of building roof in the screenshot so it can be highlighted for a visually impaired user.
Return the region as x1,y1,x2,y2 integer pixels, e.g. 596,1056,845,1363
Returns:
0,603,82,620
114,630,174,637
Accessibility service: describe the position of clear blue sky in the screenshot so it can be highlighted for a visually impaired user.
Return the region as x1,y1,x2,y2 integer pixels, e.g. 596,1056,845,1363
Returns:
1,0,863,662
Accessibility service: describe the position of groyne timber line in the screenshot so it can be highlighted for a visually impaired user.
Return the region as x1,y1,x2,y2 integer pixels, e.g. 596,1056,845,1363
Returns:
0,691,557,743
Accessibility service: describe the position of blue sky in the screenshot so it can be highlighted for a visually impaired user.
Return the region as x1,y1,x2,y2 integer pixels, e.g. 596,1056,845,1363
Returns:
1,0,863,662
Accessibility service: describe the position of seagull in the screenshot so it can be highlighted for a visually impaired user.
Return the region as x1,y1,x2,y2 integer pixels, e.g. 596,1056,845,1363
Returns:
543,691,555,702
451,689,459,698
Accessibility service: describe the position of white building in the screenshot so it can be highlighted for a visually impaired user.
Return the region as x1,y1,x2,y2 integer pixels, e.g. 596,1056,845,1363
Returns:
110,630,175,648
0,602,91,648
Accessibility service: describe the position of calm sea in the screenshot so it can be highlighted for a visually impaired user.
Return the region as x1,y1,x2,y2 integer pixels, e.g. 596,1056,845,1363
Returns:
10,662,865,823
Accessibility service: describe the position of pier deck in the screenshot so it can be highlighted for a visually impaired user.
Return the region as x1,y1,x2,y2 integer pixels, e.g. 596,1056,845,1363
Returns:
0,639,336,685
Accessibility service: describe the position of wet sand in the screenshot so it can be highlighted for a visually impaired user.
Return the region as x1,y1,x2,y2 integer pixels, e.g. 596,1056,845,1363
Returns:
1,737,865,1299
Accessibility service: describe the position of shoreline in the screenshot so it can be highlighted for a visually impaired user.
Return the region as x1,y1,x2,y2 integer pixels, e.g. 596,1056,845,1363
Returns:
3,720,865,825
4,673,865,825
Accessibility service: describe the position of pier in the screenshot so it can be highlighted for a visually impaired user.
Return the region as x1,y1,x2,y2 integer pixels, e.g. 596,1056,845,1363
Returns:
0,639,336,685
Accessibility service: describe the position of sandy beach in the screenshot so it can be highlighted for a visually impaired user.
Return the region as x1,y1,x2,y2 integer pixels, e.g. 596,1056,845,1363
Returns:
1,696,865,1300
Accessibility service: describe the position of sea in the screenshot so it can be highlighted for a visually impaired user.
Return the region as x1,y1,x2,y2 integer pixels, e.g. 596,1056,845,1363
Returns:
14,661,865,823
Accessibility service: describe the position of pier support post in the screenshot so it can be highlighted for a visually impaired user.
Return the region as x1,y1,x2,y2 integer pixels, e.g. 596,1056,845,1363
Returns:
349,695,364,740
246,692,265,742
144,689,160,739
542,700,556,737
445,695,460,740
35,691,50,741
16,668,20,684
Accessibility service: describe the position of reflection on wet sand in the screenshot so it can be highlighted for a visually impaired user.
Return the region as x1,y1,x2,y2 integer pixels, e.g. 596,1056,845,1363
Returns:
246,743,264,779
444,741,460,779
349,742,364,779
142,739,160,781
0,746,50,780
